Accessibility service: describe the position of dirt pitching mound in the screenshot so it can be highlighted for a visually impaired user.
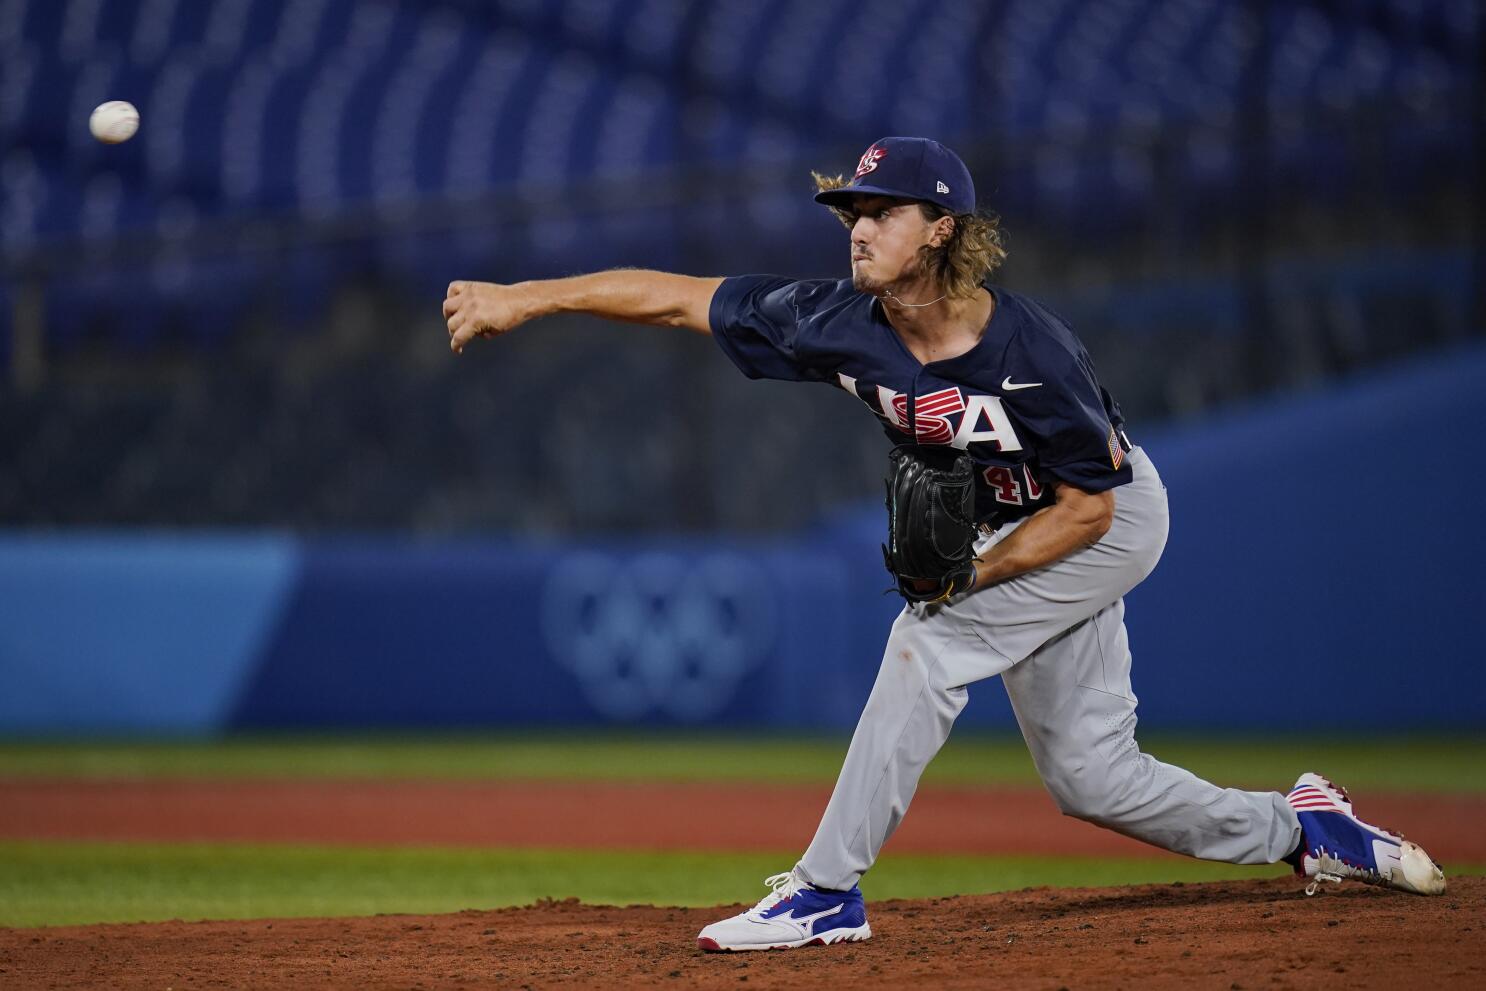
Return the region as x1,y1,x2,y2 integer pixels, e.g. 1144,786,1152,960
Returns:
2,876,1480,990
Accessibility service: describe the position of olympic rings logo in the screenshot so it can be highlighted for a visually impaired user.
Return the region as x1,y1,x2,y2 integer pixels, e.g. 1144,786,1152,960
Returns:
540,552,775,721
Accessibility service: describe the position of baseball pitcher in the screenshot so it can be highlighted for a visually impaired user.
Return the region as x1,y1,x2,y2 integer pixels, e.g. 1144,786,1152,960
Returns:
442,136,1445,952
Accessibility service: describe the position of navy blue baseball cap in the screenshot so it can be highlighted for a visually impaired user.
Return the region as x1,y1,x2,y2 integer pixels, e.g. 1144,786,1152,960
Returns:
814,136,976,215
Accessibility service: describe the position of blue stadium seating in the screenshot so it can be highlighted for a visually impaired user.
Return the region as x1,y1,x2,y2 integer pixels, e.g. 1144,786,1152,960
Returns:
0,0,1477,355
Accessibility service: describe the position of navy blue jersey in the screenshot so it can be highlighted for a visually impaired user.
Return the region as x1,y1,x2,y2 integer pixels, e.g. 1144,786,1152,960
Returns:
709,276,1132,524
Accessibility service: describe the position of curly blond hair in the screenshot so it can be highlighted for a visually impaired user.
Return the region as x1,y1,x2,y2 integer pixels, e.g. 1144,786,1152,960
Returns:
812,171,1008,299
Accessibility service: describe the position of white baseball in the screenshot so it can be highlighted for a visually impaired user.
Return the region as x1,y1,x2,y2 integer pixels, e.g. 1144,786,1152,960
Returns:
89,101,139,144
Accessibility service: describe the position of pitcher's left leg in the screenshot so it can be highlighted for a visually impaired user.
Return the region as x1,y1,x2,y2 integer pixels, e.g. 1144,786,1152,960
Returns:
794,603,982,891
1002,599,1300,864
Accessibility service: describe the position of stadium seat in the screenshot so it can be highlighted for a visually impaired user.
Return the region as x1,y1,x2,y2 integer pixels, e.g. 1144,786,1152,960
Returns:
0,0,1473,362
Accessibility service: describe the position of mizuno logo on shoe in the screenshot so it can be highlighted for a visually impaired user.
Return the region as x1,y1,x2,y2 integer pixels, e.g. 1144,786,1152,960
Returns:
757,902,844,937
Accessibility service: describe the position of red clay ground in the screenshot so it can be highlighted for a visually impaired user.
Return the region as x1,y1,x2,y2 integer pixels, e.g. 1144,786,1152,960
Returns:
2,779,1483,860
1,878,1481,990
3,780,1482,988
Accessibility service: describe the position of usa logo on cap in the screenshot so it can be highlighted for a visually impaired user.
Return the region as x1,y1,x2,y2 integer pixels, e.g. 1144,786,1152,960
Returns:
854,145,885,180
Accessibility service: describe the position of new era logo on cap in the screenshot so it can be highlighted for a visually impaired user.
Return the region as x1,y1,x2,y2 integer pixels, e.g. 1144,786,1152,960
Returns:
936,181,949,194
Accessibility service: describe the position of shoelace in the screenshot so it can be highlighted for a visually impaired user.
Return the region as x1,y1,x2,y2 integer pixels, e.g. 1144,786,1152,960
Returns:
1304,846,1382,897
751,871,807,911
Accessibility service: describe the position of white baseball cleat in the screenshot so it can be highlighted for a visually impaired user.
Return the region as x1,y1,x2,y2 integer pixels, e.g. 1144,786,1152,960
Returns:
1286,772,1446,896
697,870,872,951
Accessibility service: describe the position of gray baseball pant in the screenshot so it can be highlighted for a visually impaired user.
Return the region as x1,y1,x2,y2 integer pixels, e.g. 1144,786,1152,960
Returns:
796,447,1301,891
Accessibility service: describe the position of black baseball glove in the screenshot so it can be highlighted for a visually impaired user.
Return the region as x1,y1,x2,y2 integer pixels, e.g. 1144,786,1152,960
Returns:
881,444,979,604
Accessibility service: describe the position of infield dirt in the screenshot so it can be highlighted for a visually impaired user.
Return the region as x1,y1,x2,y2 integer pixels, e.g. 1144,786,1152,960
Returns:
4,778,1484,860
4,778,1482,987
1,877,1481,989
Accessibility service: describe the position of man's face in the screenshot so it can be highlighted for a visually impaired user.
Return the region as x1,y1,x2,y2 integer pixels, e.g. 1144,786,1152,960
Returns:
845,195,938,293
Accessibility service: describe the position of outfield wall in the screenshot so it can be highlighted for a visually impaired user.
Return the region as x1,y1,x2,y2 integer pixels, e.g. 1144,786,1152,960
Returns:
3,346,1482,735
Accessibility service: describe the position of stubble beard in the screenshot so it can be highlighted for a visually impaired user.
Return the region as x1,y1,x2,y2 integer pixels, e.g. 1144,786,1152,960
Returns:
853,252,927,297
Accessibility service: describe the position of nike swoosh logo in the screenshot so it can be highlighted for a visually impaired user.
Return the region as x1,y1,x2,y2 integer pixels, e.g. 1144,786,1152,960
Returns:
1001,377,1042,391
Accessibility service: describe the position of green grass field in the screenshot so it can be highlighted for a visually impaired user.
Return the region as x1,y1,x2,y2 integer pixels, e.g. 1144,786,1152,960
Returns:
4,732,1484,791
2,733,1482,928
0,842,1295,928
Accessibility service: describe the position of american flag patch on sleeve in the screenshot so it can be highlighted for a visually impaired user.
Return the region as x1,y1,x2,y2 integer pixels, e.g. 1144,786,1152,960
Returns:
1108,426,1124,469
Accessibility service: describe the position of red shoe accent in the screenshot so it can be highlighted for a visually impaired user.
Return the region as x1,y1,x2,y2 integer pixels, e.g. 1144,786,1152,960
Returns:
697,937,723,952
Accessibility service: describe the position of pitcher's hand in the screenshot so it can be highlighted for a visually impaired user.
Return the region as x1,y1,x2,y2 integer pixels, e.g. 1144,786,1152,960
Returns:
443,281,532,354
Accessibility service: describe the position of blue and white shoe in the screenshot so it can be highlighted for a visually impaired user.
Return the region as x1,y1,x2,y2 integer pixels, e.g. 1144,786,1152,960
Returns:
1287,772,1446,896
696,870,872,952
